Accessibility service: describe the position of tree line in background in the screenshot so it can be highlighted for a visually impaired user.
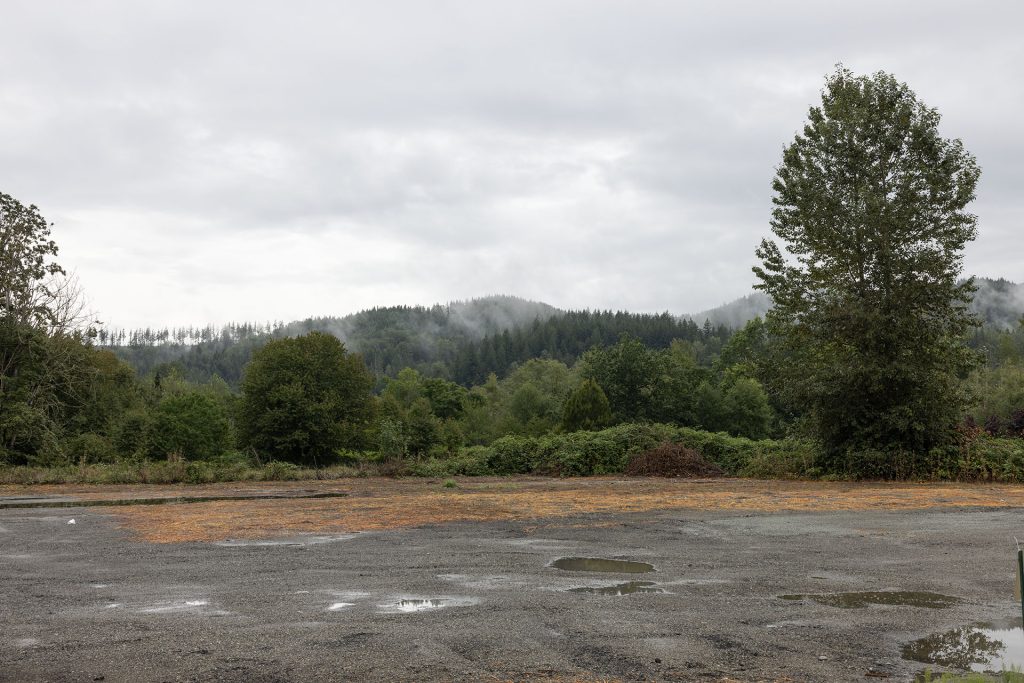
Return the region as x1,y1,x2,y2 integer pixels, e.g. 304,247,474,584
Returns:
108,304,734,389
5,68,1024,480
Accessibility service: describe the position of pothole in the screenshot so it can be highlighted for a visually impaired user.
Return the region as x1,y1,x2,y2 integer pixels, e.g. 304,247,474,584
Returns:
779,591,960,609
903,622,1024,673
550,557,655,573
568,581,665,595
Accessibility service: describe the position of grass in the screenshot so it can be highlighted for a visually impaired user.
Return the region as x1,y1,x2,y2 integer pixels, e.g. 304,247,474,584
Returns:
8,477,1024,543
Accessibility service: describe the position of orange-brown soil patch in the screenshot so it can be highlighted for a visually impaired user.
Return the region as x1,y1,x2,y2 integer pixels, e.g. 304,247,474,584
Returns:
6,477,1024,543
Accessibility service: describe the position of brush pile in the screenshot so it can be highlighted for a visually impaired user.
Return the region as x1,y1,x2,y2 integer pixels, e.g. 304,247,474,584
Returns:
625,442,723,478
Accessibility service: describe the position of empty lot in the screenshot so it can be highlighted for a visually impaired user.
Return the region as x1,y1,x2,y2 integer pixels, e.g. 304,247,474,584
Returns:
2,477,1023,682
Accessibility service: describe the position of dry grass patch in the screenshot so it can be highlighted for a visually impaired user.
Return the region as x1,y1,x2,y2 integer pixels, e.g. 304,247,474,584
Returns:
12,477,1015,543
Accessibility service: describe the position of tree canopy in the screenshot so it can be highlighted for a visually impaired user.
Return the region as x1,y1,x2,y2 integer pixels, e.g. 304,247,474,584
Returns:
753,67,981,469
238,332,374,466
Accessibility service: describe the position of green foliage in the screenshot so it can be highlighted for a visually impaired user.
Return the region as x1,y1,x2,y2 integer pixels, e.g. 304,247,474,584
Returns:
486,423,677,476
394,447,491,477
0,191,65,327
721,378,774,440
376,417,410,459
111,408,153,458
754,67,981,467
405,397,441,456
561,379,612,432
421,377,467,419
110,303,734,390
579,336,659,422
62,432,117,464
968,361,1024,433
149,392,232,460
239,332,374,466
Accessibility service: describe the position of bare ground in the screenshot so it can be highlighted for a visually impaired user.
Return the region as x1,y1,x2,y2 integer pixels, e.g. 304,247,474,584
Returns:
2,477,1023,682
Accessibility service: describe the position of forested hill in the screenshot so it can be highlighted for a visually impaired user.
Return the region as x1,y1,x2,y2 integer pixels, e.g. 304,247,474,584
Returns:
109,295,558,385
687,293,772,329
971,278,1024,329
108,296,733,388
108,278,1023,389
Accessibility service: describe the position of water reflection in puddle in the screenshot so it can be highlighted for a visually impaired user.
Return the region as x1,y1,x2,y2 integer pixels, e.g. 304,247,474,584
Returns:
138,599,225,614
903,623,1024,673
779,591,960,609
550,557,655,573
327,602,353,611
396,599,445,612
216,534,358,547
377,596,478,614
569,581,665,596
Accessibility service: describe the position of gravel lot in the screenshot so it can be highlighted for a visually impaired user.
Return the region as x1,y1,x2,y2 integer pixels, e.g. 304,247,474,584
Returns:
2,480,1023,682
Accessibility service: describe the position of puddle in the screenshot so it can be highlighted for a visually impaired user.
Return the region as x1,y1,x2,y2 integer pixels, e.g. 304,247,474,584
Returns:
395,599,445,612
779,591,960,609
550,557,655,573
137,599,227,615
437,574,529,590
327,602,353,611
377,596,478,614
569,581,665,595
215,533,358,547
0,492,348,510
903,623,1024,673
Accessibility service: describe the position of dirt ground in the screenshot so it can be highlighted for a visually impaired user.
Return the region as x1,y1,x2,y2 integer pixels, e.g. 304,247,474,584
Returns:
3,477,1024,682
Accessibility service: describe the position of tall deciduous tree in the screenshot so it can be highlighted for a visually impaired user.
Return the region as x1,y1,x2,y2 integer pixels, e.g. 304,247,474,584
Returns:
753,67,981,469
239,332,373,466
0,192,64,327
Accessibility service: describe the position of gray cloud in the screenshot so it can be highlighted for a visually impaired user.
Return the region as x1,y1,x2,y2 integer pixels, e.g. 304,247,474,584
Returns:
1,0,1021,327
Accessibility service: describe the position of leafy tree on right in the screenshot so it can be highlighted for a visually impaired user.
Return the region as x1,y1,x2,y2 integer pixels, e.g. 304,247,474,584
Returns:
753,67,981,475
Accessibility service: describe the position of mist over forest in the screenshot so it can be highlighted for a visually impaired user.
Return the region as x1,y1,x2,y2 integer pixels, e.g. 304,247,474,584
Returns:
104,277,1024,389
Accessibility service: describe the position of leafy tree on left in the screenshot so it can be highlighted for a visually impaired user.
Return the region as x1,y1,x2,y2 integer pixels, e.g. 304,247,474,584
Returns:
239,332,374,466
1,192,135,464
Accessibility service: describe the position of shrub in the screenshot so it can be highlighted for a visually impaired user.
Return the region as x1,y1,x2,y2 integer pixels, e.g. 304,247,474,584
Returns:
64,433,117,464
625,442,723,477
150,392,232,460
111,409,153,459
487,435,538,474
739,440,819,479
261,461,303,481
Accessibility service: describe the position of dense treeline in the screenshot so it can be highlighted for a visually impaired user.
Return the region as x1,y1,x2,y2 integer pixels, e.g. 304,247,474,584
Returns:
108,304,735,389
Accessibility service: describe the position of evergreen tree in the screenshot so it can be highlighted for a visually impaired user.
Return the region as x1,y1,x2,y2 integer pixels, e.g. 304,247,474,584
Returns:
561,379,612,432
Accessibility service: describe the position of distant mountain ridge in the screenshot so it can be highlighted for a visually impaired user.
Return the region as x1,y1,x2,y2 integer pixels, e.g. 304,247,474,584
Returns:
687,277,1023,330
109,279,1023,387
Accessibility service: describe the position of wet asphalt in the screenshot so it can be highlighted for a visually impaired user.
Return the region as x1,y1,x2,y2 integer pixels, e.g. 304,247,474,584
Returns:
1,500,1022,682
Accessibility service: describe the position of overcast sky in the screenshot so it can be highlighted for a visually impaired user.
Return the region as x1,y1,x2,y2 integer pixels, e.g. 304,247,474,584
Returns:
2,1,1021,328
